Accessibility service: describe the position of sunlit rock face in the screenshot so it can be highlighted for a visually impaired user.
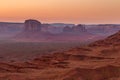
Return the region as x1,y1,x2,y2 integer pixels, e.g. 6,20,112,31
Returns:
24,19,41,32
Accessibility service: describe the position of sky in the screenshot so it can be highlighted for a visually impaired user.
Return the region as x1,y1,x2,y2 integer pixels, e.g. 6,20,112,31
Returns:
0,0,120,24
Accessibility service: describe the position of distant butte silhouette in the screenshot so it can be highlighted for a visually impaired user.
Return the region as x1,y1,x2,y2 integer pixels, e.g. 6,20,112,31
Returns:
24,19,41,32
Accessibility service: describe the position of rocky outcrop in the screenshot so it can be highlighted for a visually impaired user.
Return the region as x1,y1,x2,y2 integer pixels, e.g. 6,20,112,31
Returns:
72,24,86,32
24,19,41,32
63,26,73,32
86,24,120,36
63,24,87,33
89,31,120,47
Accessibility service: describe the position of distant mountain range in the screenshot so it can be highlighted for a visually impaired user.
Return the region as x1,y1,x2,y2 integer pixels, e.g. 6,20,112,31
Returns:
0,19,120,42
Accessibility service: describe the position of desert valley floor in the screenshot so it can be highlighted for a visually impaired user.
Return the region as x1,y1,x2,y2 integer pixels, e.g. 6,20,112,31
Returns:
0,31,119,80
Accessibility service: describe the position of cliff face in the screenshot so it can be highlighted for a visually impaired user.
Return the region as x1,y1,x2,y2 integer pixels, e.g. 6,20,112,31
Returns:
24,19,41,32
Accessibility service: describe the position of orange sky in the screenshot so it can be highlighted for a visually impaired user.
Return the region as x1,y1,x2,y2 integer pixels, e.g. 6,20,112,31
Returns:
0,0,120,24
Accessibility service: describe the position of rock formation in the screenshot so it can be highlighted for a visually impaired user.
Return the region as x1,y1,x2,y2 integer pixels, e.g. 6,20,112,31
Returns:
72,24,86,32
24,19,41,32
89,30,120,47
63,26,73,32
63,24,87,33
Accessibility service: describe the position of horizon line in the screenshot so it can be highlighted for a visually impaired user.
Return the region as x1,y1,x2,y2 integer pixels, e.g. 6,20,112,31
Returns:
0,20,120,25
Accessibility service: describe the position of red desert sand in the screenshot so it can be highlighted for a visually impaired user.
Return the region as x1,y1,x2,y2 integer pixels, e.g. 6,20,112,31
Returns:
0,31,120,80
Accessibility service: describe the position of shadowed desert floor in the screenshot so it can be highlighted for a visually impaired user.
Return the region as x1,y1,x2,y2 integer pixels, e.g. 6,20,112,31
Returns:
0,31,120,80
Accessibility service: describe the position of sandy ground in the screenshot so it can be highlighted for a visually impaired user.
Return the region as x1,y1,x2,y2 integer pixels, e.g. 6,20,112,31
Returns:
0,31,120,80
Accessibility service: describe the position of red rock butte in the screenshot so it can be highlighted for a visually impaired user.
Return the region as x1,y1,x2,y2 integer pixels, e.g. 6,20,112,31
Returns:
24,19,42,32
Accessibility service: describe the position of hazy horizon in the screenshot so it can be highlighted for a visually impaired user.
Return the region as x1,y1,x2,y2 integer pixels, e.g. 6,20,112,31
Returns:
0,0,120,24
1,20,120,25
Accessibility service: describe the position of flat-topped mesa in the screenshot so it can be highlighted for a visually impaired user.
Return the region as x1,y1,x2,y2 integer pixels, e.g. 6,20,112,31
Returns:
24,19,42,32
